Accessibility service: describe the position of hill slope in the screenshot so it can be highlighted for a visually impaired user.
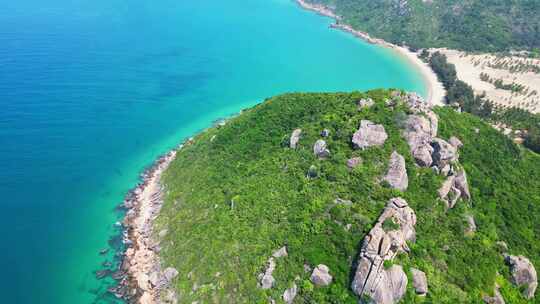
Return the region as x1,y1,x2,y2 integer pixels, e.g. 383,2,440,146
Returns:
304,0,540,52
155,90,540,303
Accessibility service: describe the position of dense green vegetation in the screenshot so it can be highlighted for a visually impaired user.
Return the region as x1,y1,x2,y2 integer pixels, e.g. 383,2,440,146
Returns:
155,91,540,303
307,0,540,52
424,50,540,153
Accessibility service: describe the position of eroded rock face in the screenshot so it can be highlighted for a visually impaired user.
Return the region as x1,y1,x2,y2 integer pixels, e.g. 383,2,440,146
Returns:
313,139,330,159
454,170,471,200
411,268,428,296
438,169,471,208
383,151,408,191
290,129,302,149
352,120,388,150
259,257,276,289
351,198,416,304
310,264,332,286
506,255,538,299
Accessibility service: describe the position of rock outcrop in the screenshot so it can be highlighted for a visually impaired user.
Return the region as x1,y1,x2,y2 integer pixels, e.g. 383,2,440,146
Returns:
351,198,416,304
411,268,428,296
290,129,302,149
383,151,408,191
506,255,538,299
352,120,388,150
311,264,333,286
314,139,330,159
402,114,436,167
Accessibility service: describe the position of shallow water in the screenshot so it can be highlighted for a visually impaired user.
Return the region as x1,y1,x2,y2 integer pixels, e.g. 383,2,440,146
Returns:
0,0,425,302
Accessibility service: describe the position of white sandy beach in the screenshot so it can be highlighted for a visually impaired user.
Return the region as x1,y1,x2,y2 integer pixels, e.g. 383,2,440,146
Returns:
296,0,447,107
436,48,540,113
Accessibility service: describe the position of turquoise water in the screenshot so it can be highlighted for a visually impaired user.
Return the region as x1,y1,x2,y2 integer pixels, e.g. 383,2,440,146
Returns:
0,0,426,303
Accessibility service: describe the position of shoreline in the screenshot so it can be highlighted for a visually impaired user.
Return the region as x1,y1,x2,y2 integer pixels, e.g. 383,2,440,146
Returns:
295,0,446,106
109,149,179,303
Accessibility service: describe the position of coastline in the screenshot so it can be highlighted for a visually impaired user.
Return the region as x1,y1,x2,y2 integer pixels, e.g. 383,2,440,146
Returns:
295,0,446,106
110,149,179,304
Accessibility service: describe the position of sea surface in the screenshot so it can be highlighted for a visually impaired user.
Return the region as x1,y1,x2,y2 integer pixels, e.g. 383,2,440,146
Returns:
0,0,426,303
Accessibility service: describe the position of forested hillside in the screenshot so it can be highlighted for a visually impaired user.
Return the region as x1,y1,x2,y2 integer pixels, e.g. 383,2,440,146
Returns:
154,91,540,303
307,0,540,52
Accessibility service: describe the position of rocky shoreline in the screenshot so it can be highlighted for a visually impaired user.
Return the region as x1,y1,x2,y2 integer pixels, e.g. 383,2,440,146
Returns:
108,149,179,303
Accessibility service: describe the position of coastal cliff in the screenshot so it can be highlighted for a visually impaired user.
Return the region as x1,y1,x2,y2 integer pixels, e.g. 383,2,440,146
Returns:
117,90,540,303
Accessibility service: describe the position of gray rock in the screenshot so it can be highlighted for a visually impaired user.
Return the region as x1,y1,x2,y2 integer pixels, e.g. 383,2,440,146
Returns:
351,198,416,303
496,241,509,253
449,136,463,149
383,151,408,191
431,138,458,167
347,157,363,169
411,268,428,296
358,98,375,109
352,120,388,150
272,246,288,258
321,129,330,137
483,285,505,304
290,129,302,149
259,257,276,289
283,283,298,304
310,264,332,286
454,170,471,200
313,139,330,159
402,115,435,167
163,267,179,282
506,255,538,299
465,215,476,234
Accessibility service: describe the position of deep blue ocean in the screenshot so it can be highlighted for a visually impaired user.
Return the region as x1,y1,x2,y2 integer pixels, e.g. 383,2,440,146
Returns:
0,0,426,302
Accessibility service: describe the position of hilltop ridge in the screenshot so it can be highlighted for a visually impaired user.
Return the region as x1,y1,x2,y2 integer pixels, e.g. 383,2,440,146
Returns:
122,90,540,303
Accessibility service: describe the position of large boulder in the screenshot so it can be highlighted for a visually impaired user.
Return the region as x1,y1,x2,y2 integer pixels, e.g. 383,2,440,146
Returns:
313,139,330,159
411,268,428,296
310,264,333,286
402,115,435,167
506,255,538,299
290,129,302,149
383,151,408,191
352,120,388,150
465,215,476,235
351,198,416,303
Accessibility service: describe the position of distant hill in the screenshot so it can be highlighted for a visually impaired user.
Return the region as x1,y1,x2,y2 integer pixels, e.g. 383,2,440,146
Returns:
154,90,540,303
306,0,540,52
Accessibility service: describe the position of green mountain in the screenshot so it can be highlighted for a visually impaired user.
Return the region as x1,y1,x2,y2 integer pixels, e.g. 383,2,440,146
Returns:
306,0,540,52
154,90,540,303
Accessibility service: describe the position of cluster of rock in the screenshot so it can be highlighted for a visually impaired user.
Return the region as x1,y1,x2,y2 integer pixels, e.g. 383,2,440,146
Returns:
258,246,334,303
258,246,302,304
400,93,470,208
351,198,421,303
